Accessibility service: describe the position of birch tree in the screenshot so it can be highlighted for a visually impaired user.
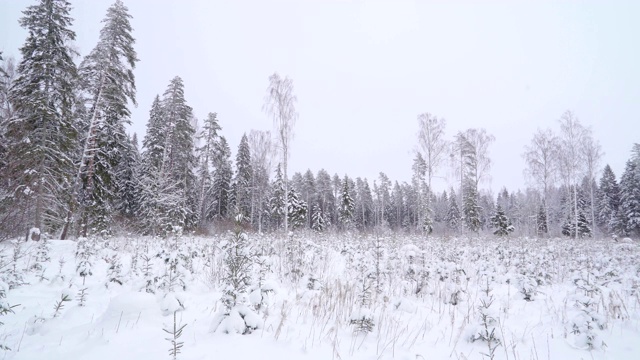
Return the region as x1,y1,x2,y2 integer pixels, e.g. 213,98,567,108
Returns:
523,128,560,235
416,113,447,232
248,130,273,232
263,73,298,234
582,133,602,237
558,111,587,239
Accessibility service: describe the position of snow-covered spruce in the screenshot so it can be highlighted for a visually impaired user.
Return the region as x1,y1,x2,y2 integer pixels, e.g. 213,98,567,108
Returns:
212,215,260,334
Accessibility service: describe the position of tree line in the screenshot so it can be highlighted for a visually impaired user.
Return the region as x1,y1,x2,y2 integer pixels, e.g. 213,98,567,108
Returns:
1,0,639,240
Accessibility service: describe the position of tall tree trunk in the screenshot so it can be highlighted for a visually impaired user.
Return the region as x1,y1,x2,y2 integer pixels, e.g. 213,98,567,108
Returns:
283,149,288,234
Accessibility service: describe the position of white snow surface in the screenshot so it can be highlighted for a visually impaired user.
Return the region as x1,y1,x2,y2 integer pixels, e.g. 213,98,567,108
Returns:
0,235,639,359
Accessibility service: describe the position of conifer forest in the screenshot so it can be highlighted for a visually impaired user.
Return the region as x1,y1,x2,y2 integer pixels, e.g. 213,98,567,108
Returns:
0,1,639,359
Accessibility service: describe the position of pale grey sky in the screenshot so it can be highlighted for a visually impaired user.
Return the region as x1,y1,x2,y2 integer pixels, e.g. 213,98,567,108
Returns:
1,0,639,194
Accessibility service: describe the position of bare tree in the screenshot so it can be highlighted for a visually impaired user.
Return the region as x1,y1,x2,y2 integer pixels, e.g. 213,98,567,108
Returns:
416,113,448,232
558,110,587,239
460,128,495,188
248,130,274,232
263,73,298,234
582,132,603,237
523,128,560,235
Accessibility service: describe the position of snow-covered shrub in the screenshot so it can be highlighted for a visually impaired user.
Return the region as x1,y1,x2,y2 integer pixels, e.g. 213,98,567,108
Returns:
163,310,187,360
0,280,16,350
250,254,275,312
75,237,94,285
161,252,186,293
141,253,157,293
469,278,501,359
3,240,27,289
106,253,123,287
212,214,259,334
31,237,51,271
350,308,374,334
52,292,71,318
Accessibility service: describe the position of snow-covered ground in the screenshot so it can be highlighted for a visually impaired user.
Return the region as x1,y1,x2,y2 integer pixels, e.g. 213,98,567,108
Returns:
1,233,639,360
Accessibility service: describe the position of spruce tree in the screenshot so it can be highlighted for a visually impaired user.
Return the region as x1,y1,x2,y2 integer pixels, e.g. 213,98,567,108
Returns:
0,54,13,188
195,112,221,224
211,136,233,220
597,164,621,236
355,178,373,229
138,77,197,234
302,170,316,228
446,188,461,233
619,144,640,236
2,0,79,237
73,0,138,236
490,205,514,236
233,134,253,219
463,181,482,233
338,176,355,229
287,188,307,230
315,169,335,227
537,203,548,236
268,164,286,229
138,96,168,235
311,203,327,232
161,76,198,230
115,133,141,220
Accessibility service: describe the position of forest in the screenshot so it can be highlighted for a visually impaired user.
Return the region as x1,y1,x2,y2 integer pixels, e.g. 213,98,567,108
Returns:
0,0,638,243
1,1,640,360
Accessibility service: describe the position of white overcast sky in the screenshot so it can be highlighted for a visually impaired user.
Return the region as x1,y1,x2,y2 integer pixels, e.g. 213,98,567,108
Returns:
1,0,639,194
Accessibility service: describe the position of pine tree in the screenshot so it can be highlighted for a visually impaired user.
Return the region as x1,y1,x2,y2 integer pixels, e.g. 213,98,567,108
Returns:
73,0,138,236
338,176,355,229
2,0,80,237
597,164,621,236
619,144,640,236
490,205,514,236
233,134,252,219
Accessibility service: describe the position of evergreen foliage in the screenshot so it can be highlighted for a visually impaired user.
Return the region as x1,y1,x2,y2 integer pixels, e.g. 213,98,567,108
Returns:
2,0,79,236
597,164,621,236
338,176,355,228
233,134,253,218
75,0,138,236
619,144,640,236
490,205,514,236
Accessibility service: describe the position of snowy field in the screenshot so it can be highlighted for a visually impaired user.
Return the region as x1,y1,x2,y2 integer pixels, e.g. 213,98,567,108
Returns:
1,233,639,360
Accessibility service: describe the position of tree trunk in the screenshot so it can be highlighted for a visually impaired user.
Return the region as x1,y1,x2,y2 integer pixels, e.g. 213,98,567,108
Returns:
574,184,579,239
283,148,288,234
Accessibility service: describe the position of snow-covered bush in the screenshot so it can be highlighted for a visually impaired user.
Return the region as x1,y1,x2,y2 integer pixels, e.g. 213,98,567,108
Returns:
212,215,259,334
